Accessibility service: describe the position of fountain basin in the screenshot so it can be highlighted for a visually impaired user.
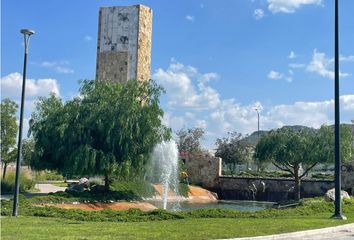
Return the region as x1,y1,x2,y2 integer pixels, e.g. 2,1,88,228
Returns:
148,200,275,212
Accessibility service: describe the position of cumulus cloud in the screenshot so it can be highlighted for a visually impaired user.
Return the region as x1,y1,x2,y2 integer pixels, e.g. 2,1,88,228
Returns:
268,0,322,13
254,9,265,20
1,72,60,98
185,15,195,22
153,60,220,109
39,60,74,74
154,61,354,148
306,49,350,79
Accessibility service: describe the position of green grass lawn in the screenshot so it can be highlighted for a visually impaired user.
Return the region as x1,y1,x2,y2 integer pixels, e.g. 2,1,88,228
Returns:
50,182,69,187
1,196,354,239
1,215,353,240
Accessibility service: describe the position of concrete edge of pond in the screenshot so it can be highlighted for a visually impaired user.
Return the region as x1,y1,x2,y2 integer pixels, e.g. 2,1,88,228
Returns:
220,223,354,240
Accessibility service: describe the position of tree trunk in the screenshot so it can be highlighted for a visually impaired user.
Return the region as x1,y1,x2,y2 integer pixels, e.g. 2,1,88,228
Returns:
294,164,301,201
2,162,8,180
104,173,110,192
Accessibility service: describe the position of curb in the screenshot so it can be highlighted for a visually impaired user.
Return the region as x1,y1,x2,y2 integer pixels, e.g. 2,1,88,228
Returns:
221,223,354,240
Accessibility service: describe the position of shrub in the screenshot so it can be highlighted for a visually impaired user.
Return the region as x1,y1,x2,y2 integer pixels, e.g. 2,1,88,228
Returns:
179,183,189,197
110,180,156,198
34,170,63,181
88,177,104,188
1,172,35,193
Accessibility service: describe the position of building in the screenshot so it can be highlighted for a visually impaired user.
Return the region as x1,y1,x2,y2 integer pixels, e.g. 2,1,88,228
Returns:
96,5,152,82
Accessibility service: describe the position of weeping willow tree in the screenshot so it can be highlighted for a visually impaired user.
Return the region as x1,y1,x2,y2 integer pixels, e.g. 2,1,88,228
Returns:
30,80,170,191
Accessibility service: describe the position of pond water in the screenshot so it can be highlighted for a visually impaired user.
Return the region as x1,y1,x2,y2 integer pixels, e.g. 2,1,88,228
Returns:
149,200,275,212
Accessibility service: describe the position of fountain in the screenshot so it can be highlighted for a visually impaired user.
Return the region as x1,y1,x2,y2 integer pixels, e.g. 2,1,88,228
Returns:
151,140,181,210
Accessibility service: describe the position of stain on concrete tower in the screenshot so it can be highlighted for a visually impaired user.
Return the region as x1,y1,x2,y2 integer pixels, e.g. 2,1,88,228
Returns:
96,5,152,82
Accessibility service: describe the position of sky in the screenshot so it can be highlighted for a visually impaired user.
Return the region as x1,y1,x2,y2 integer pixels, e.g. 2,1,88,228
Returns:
1,0,354,149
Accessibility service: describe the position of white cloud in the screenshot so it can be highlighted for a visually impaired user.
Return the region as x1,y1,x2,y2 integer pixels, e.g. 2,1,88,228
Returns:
288,51,297,59
268,0,322,13
254,9,265,20
340,55,354,62
1,72,60,98
40,61,74,74
289,63,306,68
185,15,195,22
267,70,284,80
153,60,220,109
84,36,93,41
155,61,353,148
306,49,350,79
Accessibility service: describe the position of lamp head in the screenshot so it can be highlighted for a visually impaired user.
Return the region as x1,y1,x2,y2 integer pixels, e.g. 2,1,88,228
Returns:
20,29,35,36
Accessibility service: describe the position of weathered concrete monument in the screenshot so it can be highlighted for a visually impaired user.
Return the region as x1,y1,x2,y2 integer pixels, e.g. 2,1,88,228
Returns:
96,5,152,82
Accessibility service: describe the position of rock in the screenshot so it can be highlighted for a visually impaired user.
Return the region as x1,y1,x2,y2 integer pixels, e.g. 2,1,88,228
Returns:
324,188,350,202
79,178,89,186
90,185,106,193
65,183,85,193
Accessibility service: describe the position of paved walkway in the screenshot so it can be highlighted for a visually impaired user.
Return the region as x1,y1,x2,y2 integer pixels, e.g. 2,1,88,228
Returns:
1,183,67,200
34,183,67,193
225,223,354,240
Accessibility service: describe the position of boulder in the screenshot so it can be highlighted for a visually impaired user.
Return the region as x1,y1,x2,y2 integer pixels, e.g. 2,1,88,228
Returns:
79,178,89,187
65,183,85,193
324,188,350,202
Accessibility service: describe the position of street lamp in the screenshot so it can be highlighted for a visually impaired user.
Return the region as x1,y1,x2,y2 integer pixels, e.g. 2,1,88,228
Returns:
332,0,346,220
12,28,35,217
255,108,260,140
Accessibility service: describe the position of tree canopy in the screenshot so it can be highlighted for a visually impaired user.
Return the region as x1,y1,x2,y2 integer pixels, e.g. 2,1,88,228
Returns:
176,127,204,154
254,125,353,200
1,98,18,179
215,132,253,174
30,80,169,190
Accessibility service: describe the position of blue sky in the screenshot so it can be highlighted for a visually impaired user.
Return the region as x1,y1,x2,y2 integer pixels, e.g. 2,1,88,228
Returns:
1,0,354,148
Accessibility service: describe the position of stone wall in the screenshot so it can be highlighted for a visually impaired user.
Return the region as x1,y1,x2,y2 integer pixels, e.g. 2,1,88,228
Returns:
342,161,354,195
183,153,221,189
215,176,334,202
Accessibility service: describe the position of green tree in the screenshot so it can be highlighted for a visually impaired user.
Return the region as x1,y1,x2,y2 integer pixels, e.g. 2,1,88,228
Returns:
22,138,35,167
254,125,353,201
215,132,253,174
176,127,204,153
1,98,18,179
30,80,169,191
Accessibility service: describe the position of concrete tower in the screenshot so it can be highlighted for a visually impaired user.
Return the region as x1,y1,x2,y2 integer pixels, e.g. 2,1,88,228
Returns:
96,5,152,82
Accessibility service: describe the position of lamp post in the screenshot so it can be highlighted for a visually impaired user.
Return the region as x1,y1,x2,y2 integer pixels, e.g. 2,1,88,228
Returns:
12,28,35,217
255,108,260,140
332,0,346,220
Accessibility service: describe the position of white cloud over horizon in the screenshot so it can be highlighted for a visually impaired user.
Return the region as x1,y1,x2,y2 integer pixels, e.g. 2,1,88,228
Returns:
1,72,60,98
268,0,322,13
154,60,354,148
1,72,61,138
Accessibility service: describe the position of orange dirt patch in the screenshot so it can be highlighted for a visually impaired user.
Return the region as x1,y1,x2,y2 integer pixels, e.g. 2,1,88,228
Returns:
153,184,218,203
47,202,157,212
188,185,218,203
